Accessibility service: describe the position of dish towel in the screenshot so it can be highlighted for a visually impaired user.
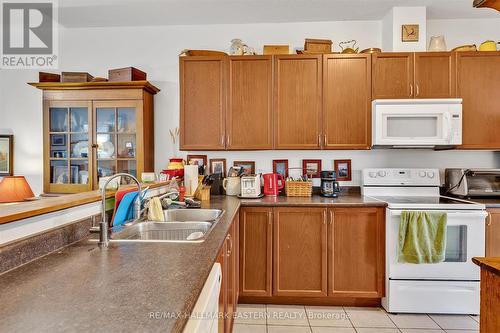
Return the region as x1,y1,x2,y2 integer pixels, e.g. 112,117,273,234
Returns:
398,211,447,264
147,197,165,222
112,191,139,227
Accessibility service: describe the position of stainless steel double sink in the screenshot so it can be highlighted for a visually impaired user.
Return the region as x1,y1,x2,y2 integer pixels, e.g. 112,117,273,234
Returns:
109,209,224,243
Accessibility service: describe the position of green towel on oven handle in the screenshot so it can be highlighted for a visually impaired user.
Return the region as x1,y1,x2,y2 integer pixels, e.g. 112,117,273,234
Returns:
398,211,447,264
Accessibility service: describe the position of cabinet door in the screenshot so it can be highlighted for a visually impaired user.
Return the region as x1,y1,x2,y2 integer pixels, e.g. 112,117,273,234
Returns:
414,52,456,98
323,54,371,149
227,56,273,149
225,221,237,333
457,52,500,149
486,209,500,257
273,207,328,297
239,207,273,297
372,53,414,99
216,241,226,333
180,56,227,150
328,208,384,298
44,100,93,193
93,100,143,189
274,55,322,149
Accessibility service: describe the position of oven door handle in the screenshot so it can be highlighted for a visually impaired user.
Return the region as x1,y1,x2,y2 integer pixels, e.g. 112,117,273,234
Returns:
389,210,488,219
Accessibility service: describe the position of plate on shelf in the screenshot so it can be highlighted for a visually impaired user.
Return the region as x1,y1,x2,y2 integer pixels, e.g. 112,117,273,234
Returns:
72,141,89,158
237,194,265,199
98,141,115,158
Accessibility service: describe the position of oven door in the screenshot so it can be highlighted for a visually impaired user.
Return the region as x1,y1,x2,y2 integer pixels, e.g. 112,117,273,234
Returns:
387,209,486,280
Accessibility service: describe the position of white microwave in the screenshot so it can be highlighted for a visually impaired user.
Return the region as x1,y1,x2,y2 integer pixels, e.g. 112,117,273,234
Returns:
372,99,462,148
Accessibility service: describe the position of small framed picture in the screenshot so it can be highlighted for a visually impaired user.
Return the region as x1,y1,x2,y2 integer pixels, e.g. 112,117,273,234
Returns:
402,24,419,42
273,159,289,178
187,154,207,167
233,161,255,175
210,158,227,177
51,134,66,146
334,159,352,181
0,135,14,176
302,159,322,178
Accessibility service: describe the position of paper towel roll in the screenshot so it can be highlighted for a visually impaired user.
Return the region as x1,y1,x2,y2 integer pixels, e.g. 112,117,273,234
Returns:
184,165,199,197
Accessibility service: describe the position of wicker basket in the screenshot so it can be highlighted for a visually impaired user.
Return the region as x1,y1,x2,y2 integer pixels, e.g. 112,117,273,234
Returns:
285,180,313,197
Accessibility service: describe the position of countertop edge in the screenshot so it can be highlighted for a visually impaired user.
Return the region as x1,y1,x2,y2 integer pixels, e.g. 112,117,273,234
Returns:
472,257,500,276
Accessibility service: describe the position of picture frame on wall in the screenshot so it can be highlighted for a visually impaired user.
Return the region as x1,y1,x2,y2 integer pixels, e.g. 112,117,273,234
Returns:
273,159,289,178
233,161,255,175
334,159,352,181
402,24,419,42
0,135,13,176
209,158,226,177
187,154,207,167
302,159,322,178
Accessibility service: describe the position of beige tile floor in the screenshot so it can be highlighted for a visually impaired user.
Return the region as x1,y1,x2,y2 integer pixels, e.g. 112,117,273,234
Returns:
233,304,479,333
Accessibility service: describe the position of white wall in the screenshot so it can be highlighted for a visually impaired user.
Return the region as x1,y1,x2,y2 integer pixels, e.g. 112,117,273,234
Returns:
427,18,500,49
1,18,499,194
382,7,427,52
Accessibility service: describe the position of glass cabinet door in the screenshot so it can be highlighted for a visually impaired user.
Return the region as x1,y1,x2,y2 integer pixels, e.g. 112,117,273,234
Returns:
94,101,141,186
46,101,92,193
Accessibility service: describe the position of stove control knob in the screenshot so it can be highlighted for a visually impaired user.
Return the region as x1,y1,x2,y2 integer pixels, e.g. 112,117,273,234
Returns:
419,171,427,178
427,171,435,178
377,171,387,177
369,172,377,178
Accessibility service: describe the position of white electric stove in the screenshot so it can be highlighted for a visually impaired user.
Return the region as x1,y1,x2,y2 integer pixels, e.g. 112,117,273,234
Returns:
362,168,487,315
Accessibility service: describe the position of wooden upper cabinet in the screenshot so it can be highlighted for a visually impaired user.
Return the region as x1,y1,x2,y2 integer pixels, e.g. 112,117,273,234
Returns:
457,52,500,149
227,56,273,150
239,207,273,297
486,209,500,257
414,52,456,98
274,55,323,149
273,207,328,297
328,208,384,298
323,54,372,149
372,53,414,99
180,56,227,150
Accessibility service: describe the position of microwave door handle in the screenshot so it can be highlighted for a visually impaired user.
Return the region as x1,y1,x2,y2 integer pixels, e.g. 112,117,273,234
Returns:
443,113,451,142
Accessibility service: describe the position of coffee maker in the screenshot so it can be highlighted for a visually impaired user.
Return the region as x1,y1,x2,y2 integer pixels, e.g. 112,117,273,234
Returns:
320,171,340,197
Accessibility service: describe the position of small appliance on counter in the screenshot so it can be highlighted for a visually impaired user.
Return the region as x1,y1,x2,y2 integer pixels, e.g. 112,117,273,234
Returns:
263,173,285,196
320,171,340,198
239,174,263,198
445,168,500,197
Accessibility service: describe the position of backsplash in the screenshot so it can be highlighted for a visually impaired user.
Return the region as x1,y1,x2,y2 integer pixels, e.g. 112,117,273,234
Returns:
183,150,500,186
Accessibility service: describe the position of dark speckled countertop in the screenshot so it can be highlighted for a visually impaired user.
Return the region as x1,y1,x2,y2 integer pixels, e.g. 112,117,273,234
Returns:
0,194,385,333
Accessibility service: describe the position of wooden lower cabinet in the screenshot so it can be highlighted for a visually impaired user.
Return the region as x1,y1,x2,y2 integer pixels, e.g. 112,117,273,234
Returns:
486,209,500,257
217,215,239,333
273,207,328,297
328,208,385,298
239,207,273,297
238,206,385,306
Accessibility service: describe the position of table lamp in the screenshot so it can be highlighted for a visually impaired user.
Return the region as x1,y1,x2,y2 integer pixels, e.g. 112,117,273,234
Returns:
0,176,35,203
473,0,500,11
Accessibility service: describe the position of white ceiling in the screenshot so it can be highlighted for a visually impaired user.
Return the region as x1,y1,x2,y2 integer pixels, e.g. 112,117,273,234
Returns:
58,0,500,28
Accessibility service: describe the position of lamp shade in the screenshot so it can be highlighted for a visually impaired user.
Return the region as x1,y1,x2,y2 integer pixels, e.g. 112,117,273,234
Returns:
0,176,35,203
473,0,500,11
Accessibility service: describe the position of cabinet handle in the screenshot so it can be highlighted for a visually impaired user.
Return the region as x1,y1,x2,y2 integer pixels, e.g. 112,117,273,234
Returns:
410,84,414,97
221,134,225,147
318,134,322,147
416,84,420,97
226,234,233,257
226,135,230,147
487,212,492,226
323,134,327,147
329,210,334,225
268,212,272,226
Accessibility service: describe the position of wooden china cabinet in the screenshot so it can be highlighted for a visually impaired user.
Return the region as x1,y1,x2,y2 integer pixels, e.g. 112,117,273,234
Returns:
30,81,159,194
